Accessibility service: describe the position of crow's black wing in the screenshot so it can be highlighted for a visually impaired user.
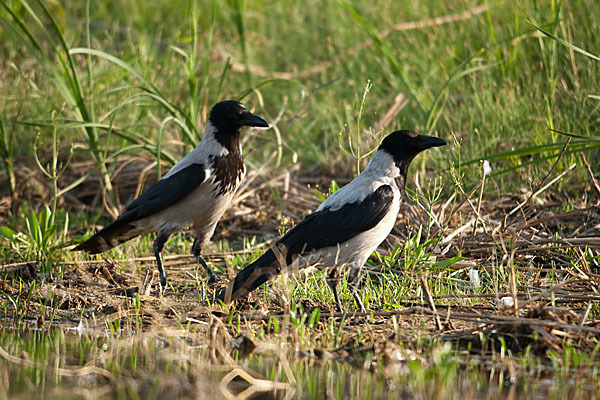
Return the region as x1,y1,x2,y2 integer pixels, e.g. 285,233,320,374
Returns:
279,184,395,258
74,163,208,254
120,163,208,222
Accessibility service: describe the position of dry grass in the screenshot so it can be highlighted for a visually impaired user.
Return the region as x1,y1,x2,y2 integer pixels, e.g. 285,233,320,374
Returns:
2,152,599,362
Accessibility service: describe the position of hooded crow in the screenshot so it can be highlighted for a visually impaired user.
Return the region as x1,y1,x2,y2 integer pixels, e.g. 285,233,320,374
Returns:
217,130,446,310
74,100,269,286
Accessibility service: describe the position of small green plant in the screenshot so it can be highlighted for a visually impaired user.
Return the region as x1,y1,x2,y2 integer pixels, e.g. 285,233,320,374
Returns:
312,179,340,202
337,80,379,175
134,293,141,331
0,111,15,199
1,279,35,325
0,116,73,276
32,115,74,222
24,206,68,272
0,205,69,278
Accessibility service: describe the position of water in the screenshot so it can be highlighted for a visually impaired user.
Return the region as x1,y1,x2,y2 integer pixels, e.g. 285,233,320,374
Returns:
0,326,597,399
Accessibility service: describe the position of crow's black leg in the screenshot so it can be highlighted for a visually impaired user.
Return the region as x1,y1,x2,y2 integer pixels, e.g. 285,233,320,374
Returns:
154,231,172,287
327,267,343,312
197,256,218,284
192,237,218,283
349,264,366,313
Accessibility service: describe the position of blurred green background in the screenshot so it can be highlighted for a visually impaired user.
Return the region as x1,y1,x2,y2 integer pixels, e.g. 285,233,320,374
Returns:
0,0,598,207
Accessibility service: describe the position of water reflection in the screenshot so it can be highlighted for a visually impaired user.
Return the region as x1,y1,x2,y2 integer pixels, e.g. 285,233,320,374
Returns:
0,326,595,399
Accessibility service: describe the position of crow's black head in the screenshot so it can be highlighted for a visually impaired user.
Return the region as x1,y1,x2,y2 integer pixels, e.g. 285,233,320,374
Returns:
209,100,269,133
379,130,447,174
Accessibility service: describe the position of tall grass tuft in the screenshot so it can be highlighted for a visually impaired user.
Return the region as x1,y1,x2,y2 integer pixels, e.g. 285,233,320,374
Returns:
0,111,15,200
69,0,234,165
0,0,119,213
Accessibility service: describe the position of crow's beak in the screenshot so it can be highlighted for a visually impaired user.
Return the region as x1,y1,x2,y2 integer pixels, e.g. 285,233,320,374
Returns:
241,112,269,128
419,135,447,150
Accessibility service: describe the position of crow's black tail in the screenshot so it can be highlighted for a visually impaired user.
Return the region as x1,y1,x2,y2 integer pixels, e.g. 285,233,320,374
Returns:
73,220,138,254
216,249,280,303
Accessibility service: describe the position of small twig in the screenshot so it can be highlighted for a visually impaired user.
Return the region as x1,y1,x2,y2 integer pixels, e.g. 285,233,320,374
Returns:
419,266,443,331
372,93,409,134
580,152,600,200
220,367,289,400
536,137,573,188
578,302,593,326
504,136,573,228
442,217,475,244
431,170,487,239
506,162,575,221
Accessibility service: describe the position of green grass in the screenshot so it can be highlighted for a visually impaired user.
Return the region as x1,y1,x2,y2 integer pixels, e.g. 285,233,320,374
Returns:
0,0,598,192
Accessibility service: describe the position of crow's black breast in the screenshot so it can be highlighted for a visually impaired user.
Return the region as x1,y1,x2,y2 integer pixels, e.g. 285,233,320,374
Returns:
209,153,245,196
